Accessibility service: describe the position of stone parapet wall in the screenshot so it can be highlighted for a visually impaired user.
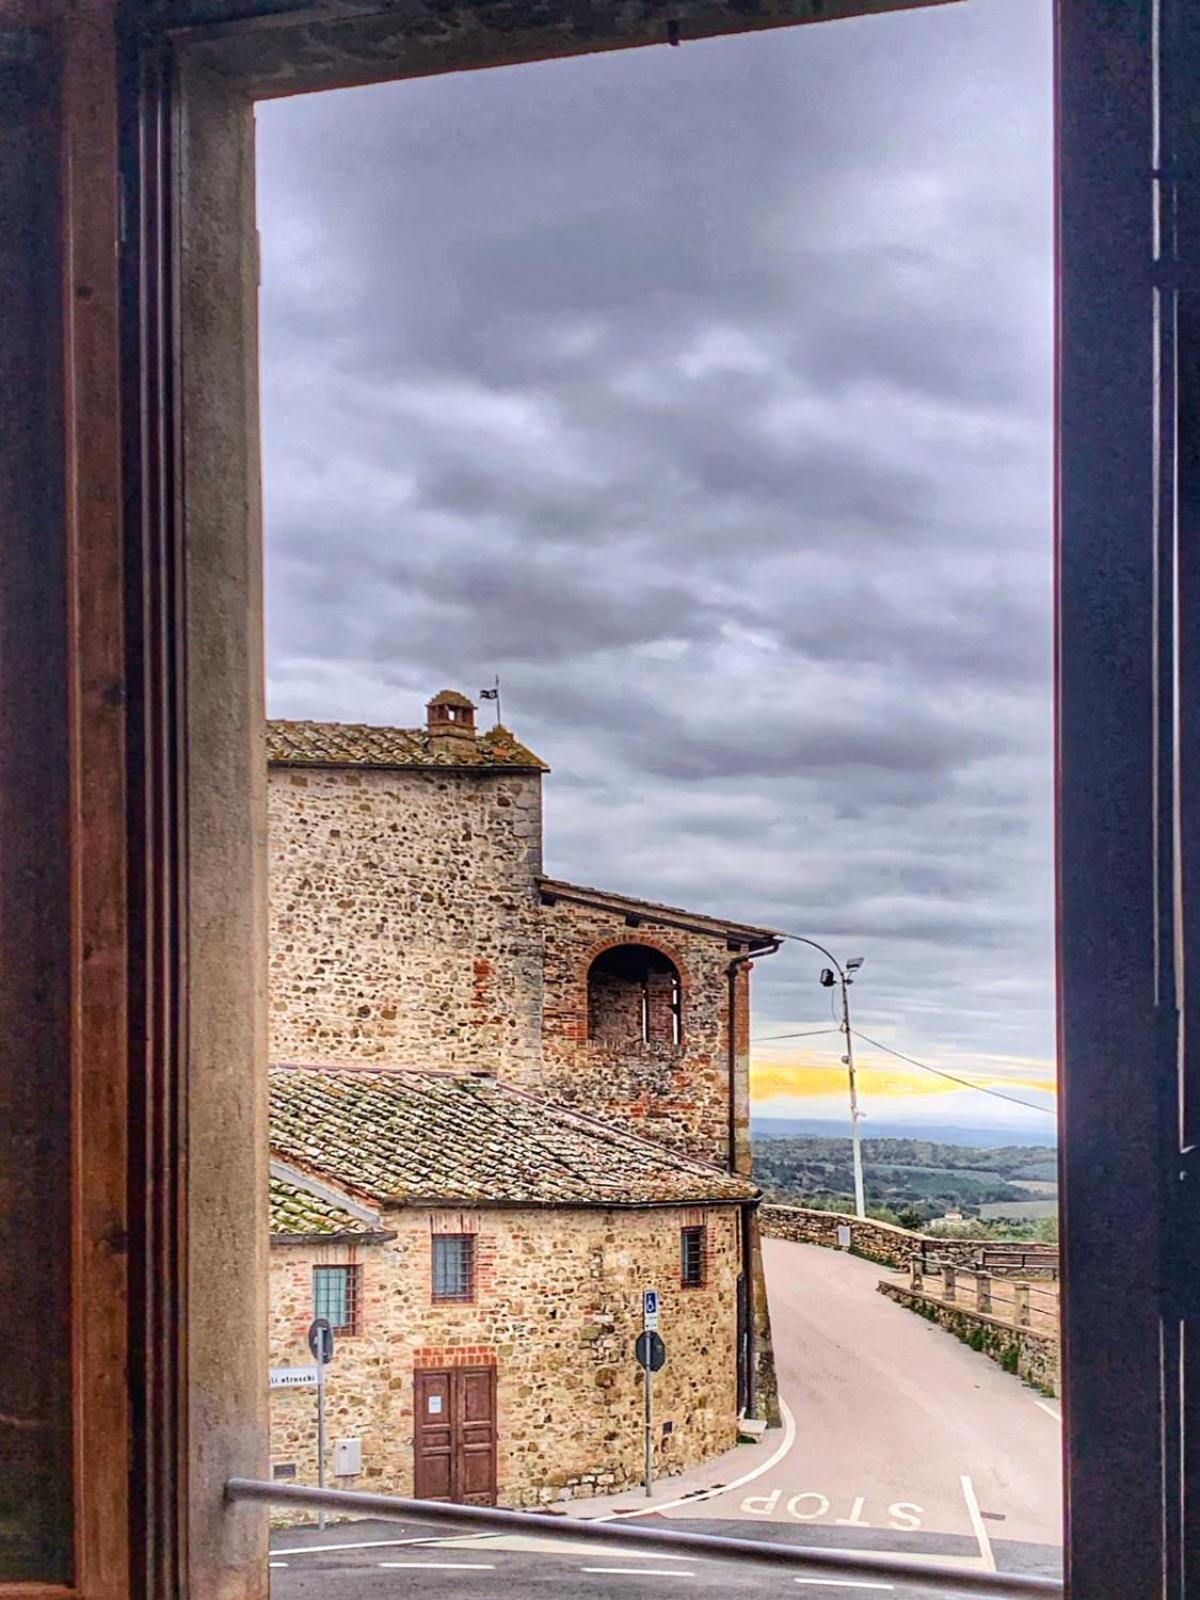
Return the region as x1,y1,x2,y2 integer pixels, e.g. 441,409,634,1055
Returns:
759,1204,984,1270
878,1280,1059,1395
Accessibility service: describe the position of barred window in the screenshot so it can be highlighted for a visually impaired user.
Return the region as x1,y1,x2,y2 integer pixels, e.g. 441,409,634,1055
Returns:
312,1264,361,1334
681,1226,706,1289
432,1234,476,1303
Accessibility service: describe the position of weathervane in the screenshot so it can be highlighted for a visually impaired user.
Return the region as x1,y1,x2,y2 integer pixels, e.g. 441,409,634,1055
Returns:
479,675,502,727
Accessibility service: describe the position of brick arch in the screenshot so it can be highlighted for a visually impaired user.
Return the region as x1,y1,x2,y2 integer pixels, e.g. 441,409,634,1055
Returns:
581,931,691,986
581,935,689,1049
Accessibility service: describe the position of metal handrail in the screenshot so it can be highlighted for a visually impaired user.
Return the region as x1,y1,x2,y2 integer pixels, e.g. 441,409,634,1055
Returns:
227,1477,1063,1596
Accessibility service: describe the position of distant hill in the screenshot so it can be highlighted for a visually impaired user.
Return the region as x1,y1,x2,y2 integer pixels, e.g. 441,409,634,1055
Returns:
752,1116,1057,1149
750,1129,1059,1233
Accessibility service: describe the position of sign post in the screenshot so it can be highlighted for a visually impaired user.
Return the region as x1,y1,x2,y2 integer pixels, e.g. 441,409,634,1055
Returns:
639,1291,663,1498
308,1318,335,1530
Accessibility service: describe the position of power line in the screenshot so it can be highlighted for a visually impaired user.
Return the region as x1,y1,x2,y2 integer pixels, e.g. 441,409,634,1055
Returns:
850,1029,1055,1117
751,1027,841,1043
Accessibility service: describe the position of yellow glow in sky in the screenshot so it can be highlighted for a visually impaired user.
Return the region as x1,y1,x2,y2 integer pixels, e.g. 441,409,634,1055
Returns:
750,1053,1057,1104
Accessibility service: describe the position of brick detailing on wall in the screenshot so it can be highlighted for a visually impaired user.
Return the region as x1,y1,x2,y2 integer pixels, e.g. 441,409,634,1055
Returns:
268,766,545,1074
540,904,754,1168
269,1203,745,1525
878,1280,1059,1395
414,1346,498,1367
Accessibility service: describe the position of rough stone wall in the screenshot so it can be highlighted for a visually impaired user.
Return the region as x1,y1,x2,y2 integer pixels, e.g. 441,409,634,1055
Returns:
760,1204,993,1271
268,1237,393,1518
540,901,757,1170
877,1280,1060,1395
268,766,544,1074
268,1204,743,1523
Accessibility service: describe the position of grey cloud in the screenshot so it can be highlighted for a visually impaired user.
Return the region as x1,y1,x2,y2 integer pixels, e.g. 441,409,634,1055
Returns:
258,0,1055,1078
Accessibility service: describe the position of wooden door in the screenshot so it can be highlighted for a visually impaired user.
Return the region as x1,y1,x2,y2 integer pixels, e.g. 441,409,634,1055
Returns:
414,1367,496,1505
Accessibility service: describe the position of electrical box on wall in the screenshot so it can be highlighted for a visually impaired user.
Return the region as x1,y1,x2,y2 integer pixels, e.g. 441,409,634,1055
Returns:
334,1438,362,1476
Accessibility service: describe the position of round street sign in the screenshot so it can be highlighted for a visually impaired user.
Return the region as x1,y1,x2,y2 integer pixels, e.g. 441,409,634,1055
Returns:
308,1317,334,1365
634,1330,666,1372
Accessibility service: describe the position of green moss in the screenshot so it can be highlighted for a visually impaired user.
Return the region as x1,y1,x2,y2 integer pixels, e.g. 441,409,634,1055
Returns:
878,1283,1055,1395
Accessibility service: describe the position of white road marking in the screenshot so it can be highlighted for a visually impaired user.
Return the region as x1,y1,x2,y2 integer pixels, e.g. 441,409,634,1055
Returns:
1036,1400,1061,1422
268,1561,288,1568
272,1536,441,1556
609,1396,798,1520
794,1581,894,1591
378,1561,496,1570
960,1475,996,1573
431,1534,686,1559
581,1568,694,1577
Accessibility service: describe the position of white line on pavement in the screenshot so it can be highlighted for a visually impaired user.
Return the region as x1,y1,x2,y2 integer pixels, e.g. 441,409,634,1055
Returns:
378,1562,497,1570
433,1535,687,1559
608,1396,798,1520
268,1562,288,1568
272,1536,443,1556
1035,1400,1061,1422
960,1475,996,1573
581,1569,695,1577
794,1580,894,1591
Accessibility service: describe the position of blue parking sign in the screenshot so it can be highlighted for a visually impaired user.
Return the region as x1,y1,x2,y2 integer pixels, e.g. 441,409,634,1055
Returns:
643,1289,660,1330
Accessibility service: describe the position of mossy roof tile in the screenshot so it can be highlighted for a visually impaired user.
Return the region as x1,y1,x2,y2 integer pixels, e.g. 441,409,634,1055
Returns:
268,1175,379,1238
267,719,547,771
269,1065,758,1209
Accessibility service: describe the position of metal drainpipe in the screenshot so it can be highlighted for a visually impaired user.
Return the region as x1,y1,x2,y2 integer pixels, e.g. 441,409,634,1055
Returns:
726,940,780,1422
725,941,781,1172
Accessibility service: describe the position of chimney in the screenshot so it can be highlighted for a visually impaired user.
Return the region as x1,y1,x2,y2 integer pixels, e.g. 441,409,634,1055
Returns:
425,688,478,755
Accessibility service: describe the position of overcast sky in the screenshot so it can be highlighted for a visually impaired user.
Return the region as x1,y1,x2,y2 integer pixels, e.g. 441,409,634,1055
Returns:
257,0,1055,1135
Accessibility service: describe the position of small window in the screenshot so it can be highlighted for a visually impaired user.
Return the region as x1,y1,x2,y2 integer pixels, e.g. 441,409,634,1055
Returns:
432,1234,476,1303
313,1264,361,1334
587,943,682,1046
681,1225,706,1289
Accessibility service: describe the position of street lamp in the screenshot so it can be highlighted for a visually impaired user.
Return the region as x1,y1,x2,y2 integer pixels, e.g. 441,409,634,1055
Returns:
785,937,867,1220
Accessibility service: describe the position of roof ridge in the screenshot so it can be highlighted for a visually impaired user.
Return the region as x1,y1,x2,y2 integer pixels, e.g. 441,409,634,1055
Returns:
269,1155,383,1220
265,716,549,772
536,876,779,942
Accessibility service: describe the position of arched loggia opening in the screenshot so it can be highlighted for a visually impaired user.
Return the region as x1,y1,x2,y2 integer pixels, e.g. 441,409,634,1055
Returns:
586,944,682,1047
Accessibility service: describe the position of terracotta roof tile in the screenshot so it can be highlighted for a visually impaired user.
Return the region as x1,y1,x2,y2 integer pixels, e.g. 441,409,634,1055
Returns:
268,1175,381,1238
269,1066,758,1209
267,719,547,772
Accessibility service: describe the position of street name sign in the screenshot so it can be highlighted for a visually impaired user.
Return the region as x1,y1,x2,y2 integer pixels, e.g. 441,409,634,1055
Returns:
269,1367,318,1389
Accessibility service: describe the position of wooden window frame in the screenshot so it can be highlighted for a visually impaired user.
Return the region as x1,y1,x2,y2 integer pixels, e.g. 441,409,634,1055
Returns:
2,1,1195,1596
432,1235,477,1305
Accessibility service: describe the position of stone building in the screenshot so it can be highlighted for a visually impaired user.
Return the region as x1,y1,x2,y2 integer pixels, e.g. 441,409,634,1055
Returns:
268,690,780,1172
268,1064,758,1516
266,689,782,1506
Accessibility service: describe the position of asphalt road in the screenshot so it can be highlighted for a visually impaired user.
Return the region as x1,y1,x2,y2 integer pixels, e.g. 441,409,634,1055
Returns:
269,1239,1063,1597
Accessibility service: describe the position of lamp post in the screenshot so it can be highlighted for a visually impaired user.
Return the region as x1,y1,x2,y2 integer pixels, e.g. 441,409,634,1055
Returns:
782,937,867,1220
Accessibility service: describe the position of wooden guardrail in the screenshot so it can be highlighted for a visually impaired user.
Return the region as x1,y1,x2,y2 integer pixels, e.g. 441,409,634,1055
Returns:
915,1239,1058,1281
911,1255,1060,1335
976,1243,1059,1278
